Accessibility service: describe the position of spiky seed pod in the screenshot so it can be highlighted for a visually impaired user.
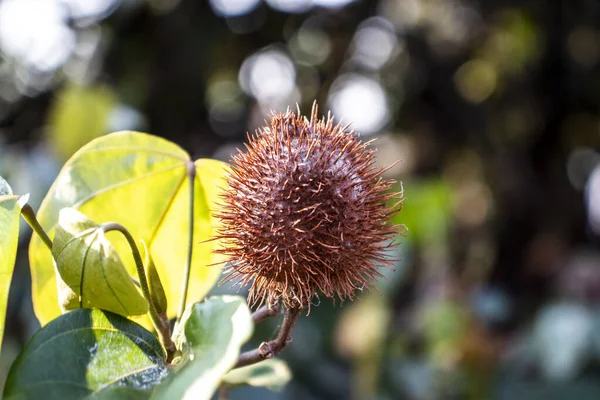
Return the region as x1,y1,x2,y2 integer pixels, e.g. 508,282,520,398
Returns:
216,104,402,310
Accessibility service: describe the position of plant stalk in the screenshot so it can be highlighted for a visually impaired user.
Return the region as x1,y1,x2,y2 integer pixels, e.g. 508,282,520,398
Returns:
252,303,280,324
235,306,301,368
101,222,176,362
176,161,196,325
20,204,53,251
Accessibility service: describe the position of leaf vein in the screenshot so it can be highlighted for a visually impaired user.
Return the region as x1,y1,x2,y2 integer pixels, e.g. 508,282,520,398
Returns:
72,163,184,208
71,146,189,161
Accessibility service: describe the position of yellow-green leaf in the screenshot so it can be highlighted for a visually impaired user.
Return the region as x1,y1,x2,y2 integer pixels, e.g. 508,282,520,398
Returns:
52,208,148,316
30,131,228,326
0,189,20,352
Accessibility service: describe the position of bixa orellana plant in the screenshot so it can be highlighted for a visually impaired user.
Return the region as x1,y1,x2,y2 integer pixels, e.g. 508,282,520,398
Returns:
0,103,403,399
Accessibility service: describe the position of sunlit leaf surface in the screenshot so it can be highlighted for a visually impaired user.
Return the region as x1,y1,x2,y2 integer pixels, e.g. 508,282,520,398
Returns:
3,309,167,400
30,132,228,326
0,188,20,354
52,208,148,316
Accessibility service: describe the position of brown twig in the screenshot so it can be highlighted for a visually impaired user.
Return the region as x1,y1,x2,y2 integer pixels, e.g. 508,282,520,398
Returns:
252,303,280,324
235,306,301,368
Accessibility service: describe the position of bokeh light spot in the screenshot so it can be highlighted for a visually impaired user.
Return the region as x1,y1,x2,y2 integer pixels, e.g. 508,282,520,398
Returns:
289,27,332,66
328,74,390,135
313,0,358,8
209,0,261,17
378,0,421,31
568,26,600,69
265,0,312,13
0,0,75,72
239,49,296,103
586,164,600,235
567,148,600,191
351,17,399,70
60,0,119,20
454,59,497,103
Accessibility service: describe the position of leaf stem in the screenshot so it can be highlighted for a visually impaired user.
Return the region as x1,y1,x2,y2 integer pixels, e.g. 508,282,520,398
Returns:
235,306,301,368
176,161,196,325
20,204,53,251
101,222,176,362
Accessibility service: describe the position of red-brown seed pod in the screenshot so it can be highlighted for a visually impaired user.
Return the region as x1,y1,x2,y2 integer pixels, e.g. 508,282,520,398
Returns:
215,104,403,310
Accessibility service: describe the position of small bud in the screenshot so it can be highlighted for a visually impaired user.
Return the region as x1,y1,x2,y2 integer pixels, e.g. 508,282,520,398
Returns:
216,104,402,310
140,240,168,315
52,208,148,316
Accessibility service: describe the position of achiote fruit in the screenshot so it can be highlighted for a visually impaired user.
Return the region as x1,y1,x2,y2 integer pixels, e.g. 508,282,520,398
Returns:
216,104,402,310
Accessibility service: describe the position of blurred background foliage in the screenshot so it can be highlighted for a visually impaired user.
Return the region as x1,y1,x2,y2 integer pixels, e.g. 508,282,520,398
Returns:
0,0,598,399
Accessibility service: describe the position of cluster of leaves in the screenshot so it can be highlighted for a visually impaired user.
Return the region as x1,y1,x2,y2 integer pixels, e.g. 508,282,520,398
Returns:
0,132,290,399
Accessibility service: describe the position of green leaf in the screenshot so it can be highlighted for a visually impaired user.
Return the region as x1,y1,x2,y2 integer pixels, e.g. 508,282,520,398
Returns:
0,190,21,353
153,296,253,400
29,132,229,326
3,308,168,400
52,208,148,317
222,359,292,392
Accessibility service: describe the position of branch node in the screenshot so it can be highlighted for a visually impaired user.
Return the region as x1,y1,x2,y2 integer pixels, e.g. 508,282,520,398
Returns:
234,306,301,369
